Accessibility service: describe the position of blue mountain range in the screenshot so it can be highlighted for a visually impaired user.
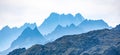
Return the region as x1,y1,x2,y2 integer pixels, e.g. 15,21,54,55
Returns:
0,12,110,55
46,19,110,41
0,23,36,51
38,12,85,35
0,27,46,55
11,27,46,48
7,24,120,55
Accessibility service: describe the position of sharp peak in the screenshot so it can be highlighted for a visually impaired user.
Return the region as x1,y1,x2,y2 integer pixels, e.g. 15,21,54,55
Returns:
50,12,60,16
69,23,76,26
24,26,38,30
111,24,120,31
24,23,36,25
57,25,63,27
1,25,10,30
50,12,73,16
24,27,32,31
61,13,73,16
75,13,82,16
50,12,82,16
3,25,10,28
33,26,38,30
115,24,120,29
1,25,19,30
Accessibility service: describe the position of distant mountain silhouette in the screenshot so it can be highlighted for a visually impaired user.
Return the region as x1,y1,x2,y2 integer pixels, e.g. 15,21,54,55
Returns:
21,23,36,30
0,13,110,52
11,27,46,48
38,12,85,35
8,24,120,55
45,19,110,41
45,24,81,41
0,23,36,53
0,12,112,55
78,19,110,32
0,27,46,55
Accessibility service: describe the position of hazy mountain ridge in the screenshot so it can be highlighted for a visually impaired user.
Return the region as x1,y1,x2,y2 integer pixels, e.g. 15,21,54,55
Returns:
0,23,37,51
0,12,111,55
78,19,110,32
8,24,120,55
38,12,85,35
0,27,46,55
46,19,110,41
11,27,46,48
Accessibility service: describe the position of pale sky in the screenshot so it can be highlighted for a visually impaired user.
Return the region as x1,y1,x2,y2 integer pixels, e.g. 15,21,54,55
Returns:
0,0,120,29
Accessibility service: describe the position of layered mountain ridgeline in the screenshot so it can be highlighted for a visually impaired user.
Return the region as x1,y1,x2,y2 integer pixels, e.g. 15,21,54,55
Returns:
8,24,120,55
0,13,112,55
11,27,46,48
0,27,47,55
38,12,85,35
46,19,110,41
0,12,110,52
0,23,37,51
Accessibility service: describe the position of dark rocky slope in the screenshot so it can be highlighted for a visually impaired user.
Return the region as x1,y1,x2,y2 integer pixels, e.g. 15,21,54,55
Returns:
8,24,120,55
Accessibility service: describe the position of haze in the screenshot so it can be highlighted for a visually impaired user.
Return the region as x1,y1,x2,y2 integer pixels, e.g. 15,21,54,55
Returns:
0,0,120,29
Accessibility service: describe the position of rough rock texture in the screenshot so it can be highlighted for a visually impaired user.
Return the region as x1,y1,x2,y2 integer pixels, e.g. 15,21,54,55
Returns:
8,24,120,55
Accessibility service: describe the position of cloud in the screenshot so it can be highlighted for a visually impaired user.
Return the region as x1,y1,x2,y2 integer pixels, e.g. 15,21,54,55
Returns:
0,0,120,29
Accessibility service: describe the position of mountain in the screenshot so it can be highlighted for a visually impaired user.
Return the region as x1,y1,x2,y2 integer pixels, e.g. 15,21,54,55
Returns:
0,23,36,51
45,19,110,41
8,24,120,55
8,48,26,55
0,26,22,51
78,19,110,32
38,12,85,35
0,27,46,55
21,23,37,30
45,24,81,41
11,27,46,48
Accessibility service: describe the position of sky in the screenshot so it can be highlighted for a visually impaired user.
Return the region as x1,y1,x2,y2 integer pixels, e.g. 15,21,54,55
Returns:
0,0,120,29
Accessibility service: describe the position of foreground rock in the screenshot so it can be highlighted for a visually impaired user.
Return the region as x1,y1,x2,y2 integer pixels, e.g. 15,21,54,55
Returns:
8,24,120,55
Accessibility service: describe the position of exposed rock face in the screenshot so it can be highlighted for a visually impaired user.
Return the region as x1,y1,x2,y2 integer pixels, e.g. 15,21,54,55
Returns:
7,48,26,55
8,24,120,55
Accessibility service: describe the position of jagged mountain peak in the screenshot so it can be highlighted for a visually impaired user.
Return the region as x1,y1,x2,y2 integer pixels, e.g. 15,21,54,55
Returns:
79,19,109,27
75,13,83,17
21,27,32,34
38,13,85,35
56,25,63,28
112,24,120,31
8,24,120,55
50,12,60,16
48,12,60,19
21,26,42,37
10,26,45,49
69,23,76,27
33,27,38,31
23,23,36,29
115,24,120,29
1,25,10,30
61,13,73,17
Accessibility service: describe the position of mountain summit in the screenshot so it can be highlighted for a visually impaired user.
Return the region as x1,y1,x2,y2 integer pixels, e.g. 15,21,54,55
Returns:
0,12,111,55
8,24,120,55
45,19,110,41
11,27,46,48
78,19,110,32
0,23,37,51
38,12,85,35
